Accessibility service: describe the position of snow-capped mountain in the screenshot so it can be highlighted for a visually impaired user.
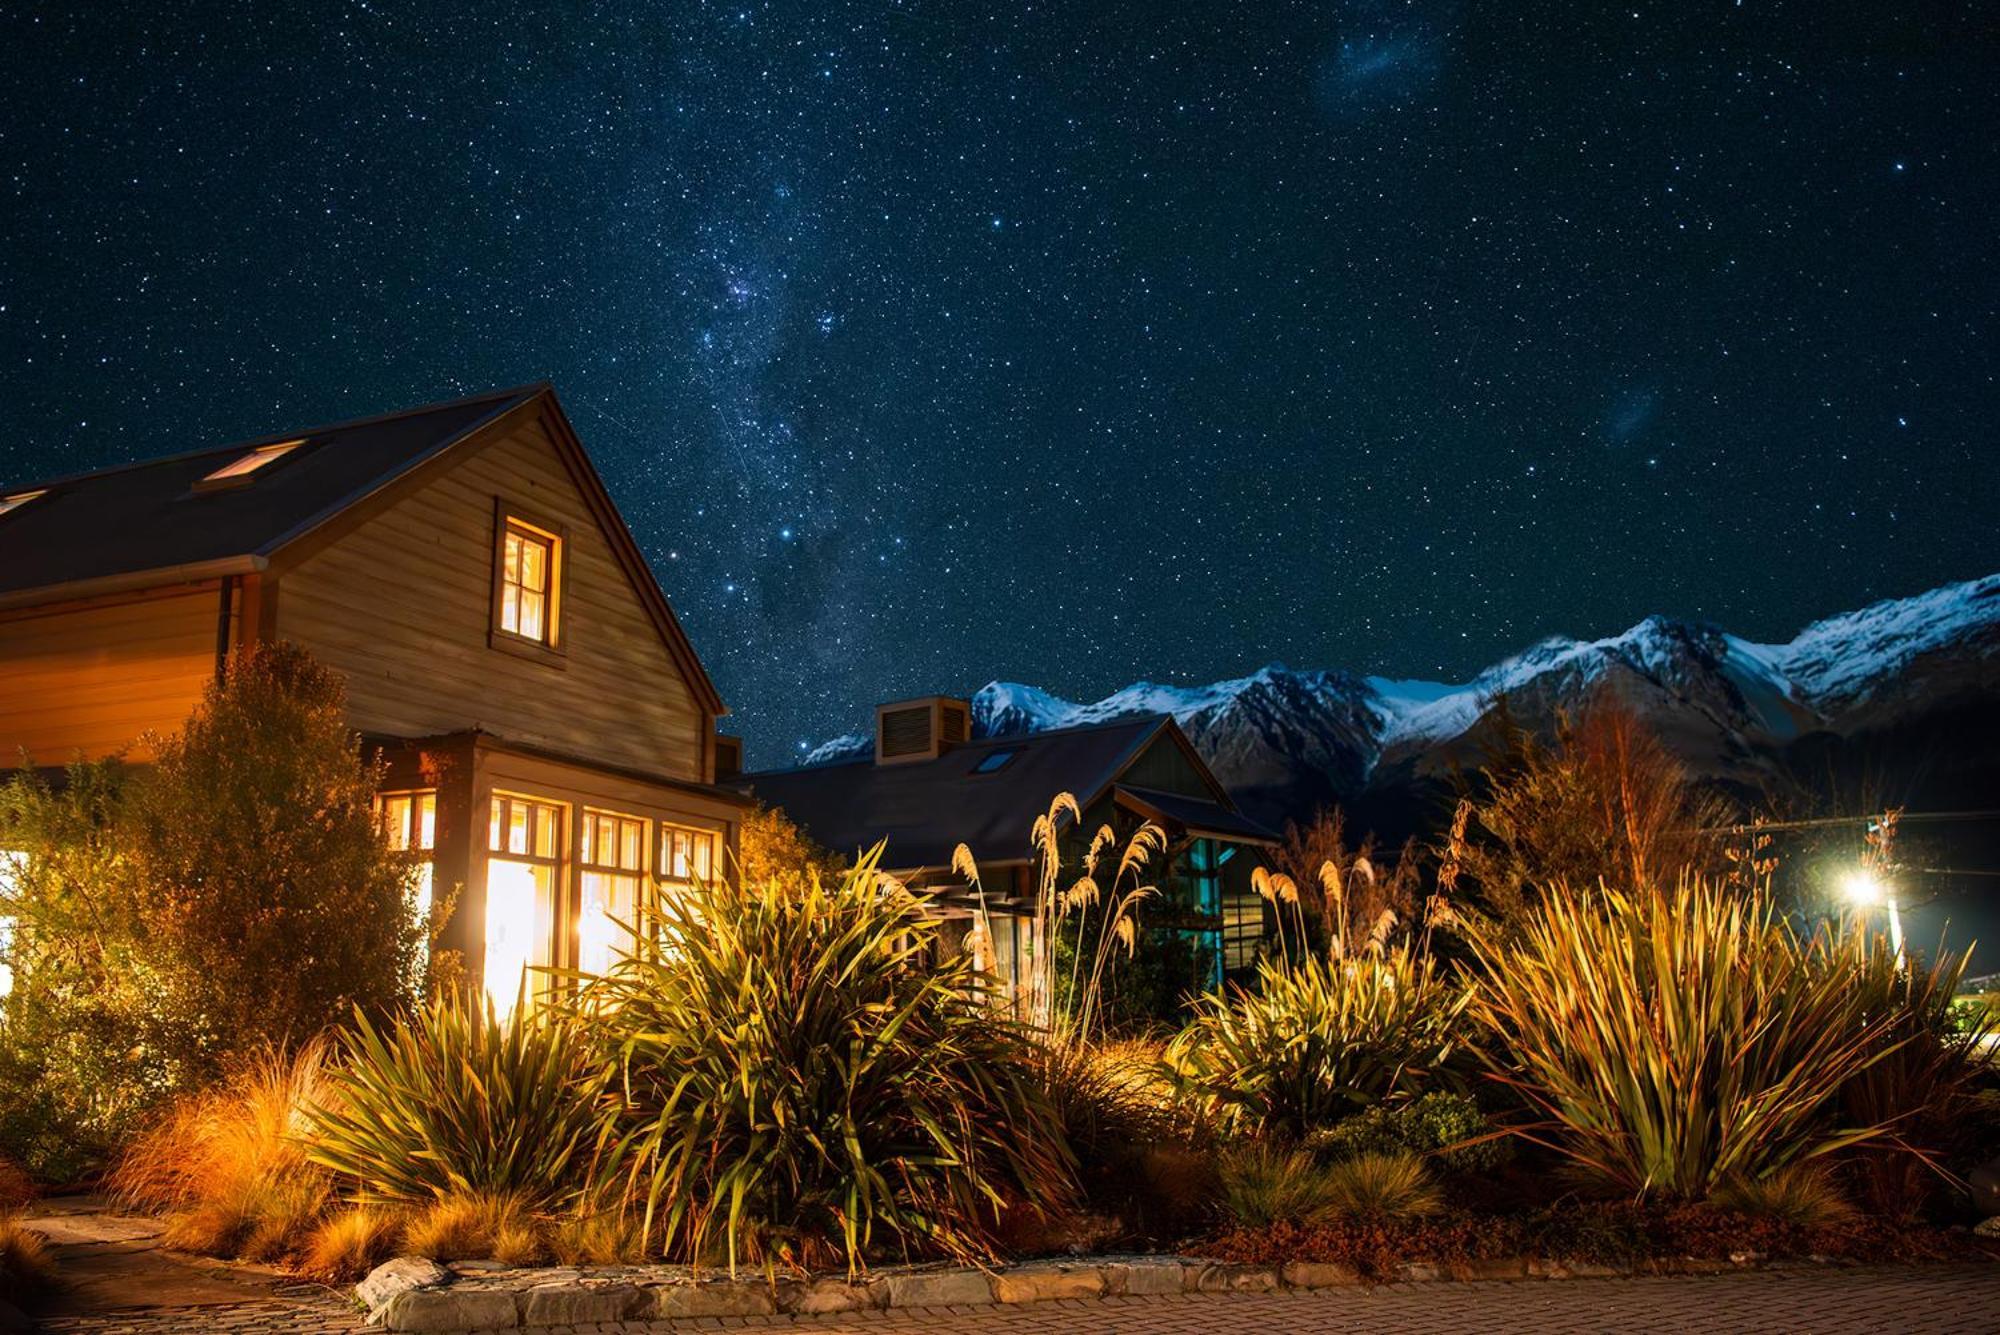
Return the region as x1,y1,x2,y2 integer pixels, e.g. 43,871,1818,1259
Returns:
796,572,2000,826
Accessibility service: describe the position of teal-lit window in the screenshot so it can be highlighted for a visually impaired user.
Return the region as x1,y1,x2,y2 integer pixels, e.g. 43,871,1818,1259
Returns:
971,749,1018,774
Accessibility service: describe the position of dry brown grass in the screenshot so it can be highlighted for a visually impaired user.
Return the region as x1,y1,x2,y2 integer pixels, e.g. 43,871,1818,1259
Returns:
299,1208,403,1281
0,1158,34,1213
402,1192,542,1263
548,1211,647,1266
112,1041,336,1262
0,1214,58,1305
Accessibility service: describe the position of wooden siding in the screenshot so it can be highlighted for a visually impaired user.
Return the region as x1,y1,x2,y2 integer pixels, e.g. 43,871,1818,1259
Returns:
0,584,220,763
274,410,710,780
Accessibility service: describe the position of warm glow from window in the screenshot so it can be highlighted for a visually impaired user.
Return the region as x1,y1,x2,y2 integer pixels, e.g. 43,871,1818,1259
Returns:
200,440,301,485
659,824,716,886
0,490,45,519
0,850,25,1000
379,792,438,967
499,519,558,644
579,810,647,977
484,794,563,1018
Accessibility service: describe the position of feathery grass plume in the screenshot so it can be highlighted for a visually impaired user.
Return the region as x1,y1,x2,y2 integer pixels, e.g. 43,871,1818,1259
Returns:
299,1207,402,1281
1314,1151,1444,1220
1166,947,1471,1138
0,1215,58,1306
1713,1163,1858,1230
306,993,606,1208
112,1041,334,1262
1462,875,1906,1198
580,845,1074,1277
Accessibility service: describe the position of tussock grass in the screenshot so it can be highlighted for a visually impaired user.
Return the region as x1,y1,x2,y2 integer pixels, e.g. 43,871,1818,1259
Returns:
113,1041,335,1261
548,1211,647,1267
0,1215,58,1305
1316,1152,1443,1220
1714,1163,1858,1230
299,1208,402,1281
1216,1145,1337,1227
402,1192,541,1263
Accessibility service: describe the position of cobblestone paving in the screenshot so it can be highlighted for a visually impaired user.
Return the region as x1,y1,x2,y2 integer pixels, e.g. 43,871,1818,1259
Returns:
31,1265,2000,1335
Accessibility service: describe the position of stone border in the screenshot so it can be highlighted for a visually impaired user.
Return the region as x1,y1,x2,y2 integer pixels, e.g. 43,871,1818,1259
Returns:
357,1249,1841,1330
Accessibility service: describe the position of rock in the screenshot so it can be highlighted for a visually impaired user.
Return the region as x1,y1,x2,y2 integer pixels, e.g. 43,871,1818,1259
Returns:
518,1283,642,1324
1282,1260,1361,1288
377,1286,519,1332
880,1269,996,1307
357,1257,451,1314
448,1259,511,1274
787,1277,877,1315
1398,1262,1441,1283
1973,1216,2000,1238
1190,1263,1278,1292
652,1281,780,1318
1451,1258,1528,1282
1105,1259,1184,1295
990,1263,1104,1303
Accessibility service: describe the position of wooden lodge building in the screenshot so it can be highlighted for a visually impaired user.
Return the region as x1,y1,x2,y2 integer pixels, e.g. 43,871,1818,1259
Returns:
0,384,748,1009
734,698,1279,1001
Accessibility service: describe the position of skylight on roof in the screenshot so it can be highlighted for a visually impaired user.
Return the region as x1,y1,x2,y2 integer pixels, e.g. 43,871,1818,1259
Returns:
971,749,1018,774
0,489,46,519
197,440,302,488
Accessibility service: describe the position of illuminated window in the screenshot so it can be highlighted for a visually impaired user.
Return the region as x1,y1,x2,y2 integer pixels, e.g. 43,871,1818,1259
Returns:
0,490,45,520
578,810,648,977
496,516,561,647
0,850,25,1001
197,440,301,489
658,824,716,889
378,792,438,963
1219,893,1265,971
484,794,564,1017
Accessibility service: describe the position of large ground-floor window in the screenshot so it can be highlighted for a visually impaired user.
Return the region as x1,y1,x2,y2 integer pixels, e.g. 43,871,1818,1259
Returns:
485,793,564,1016
378,791,437,969
578,809,647,977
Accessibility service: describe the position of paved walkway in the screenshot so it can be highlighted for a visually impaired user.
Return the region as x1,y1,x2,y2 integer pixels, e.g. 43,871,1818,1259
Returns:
15,1200,2000,1334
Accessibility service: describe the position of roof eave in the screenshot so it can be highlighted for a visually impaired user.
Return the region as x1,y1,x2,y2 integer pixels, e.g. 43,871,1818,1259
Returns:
0,554,268,613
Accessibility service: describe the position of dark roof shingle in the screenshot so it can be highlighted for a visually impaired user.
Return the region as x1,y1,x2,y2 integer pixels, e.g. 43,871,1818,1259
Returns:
0,386,538,598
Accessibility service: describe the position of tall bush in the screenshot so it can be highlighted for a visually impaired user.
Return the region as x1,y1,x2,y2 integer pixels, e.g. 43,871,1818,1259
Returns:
1165,947,1472,1138
1464,876,1905,1198
126,641,422,1080
583,849,1074,1275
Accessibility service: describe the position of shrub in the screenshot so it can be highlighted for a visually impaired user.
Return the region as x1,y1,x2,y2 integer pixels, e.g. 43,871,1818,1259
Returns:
1464,877,1903,1198
0,1215,57,1305
1309,1092,1509,1175
1215,1145,1338,1227
112,1042,334,1261
1834,933,1994,1217
1317,1152,1444,1220
124,641,423,1083
584,849,1074,1275
1165,948,1471,1138
300,1207,402,1280
1713,1163,1857,1230
306,994,606,1209
402,1192,542,1263
0,1157,33,1212
1032,1036,1177,1167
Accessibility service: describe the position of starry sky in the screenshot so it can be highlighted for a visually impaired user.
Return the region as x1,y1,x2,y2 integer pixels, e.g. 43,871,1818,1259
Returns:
2,2,1995,766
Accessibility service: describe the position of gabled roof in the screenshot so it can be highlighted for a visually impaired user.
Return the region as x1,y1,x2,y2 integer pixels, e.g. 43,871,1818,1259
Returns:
0,384,726,715
735,715,1276,871
0,386,538,599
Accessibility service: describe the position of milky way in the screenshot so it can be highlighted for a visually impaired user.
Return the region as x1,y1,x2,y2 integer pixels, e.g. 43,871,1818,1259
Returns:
1,3,1995,764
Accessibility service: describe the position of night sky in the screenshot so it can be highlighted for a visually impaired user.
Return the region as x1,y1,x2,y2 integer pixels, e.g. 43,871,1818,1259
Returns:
2,3,1995,766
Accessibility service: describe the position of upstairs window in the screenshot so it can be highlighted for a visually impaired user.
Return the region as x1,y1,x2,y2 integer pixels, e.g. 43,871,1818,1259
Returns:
493,510,563,653
0,490,45,519
196,440,301,490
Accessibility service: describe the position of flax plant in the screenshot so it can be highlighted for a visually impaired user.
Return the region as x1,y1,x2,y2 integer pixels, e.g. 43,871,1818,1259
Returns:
1463,875,1907,1198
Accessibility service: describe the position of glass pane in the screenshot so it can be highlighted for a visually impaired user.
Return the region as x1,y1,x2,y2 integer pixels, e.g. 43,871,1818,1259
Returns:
484,858,552,1020
620,820,642,871
520,535,547,592
501,584,520,634
503,531,521,584
488,798,503,852
519,589,544,641
578,871,642,976
535,806,558,859
417,794,436,850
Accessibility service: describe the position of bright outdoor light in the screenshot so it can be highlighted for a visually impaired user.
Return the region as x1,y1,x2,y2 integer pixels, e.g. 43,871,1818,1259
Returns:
1841,868,1884,906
